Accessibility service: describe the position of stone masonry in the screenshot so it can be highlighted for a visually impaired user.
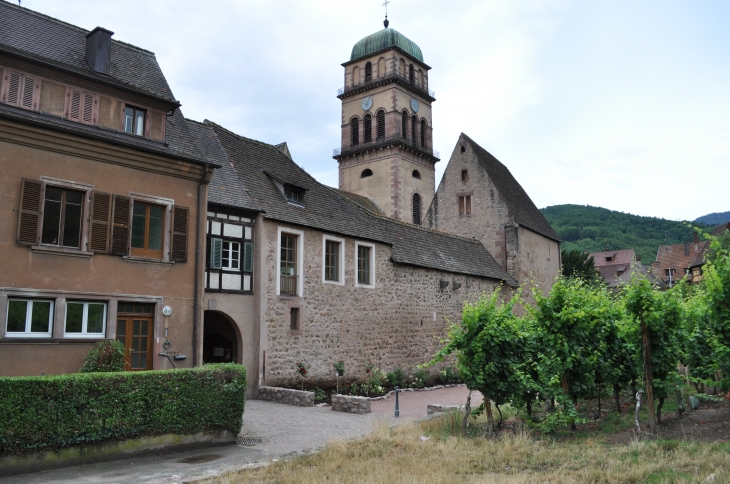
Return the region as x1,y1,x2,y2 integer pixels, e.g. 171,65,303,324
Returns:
331,395,371,414
257,386,314,407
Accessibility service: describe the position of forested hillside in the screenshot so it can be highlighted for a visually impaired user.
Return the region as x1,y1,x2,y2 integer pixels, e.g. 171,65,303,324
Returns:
540,205,710,263
695,211,730,225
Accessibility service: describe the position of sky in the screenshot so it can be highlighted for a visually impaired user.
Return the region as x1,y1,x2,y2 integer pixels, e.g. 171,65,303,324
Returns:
19,0,730,221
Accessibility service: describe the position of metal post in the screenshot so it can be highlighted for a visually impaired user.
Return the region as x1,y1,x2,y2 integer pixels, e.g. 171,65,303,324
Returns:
395,386,400,417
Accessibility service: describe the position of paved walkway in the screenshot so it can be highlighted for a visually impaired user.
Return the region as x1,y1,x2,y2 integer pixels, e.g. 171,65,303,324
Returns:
1,386,477,484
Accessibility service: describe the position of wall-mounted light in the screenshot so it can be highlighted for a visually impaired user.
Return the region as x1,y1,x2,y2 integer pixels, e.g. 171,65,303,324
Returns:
162,306,172,316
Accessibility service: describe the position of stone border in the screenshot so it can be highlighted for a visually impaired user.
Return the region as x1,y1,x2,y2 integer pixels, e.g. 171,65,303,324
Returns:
369,383,465,401
258,386,314,407
0,431,236,478
331,394,371,414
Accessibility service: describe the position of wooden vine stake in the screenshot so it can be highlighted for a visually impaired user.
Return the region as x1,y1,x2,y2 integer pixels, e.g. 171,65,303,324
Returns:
635,389,644,436
641,316,656,427
484,397,494,433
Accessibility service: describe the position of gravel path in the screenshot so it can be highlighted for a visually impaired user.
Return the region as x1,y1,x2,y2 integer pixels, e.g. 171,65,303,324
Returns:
1,387,475,484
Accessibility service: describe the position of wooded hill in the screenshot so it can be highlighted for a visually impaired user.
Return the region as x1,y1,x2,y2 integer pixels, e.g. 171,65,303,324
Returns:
540,204,711,263
695,211,730,225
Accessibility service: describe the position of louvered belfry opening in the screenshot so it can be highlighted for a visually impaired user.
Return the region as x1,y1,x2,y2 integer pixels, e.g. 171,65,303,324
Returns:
351,117,360,145
409,64,414,85
420,119,426,147
365,62,372,82
412,193,421,225
363,114,372,143
377,110,385,139
401,111,408,138
411,115,417,143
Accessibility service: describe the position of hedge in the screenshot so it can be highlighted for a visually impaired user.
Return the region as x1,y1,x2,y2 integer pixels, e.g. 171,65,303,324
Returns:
0,363,246,455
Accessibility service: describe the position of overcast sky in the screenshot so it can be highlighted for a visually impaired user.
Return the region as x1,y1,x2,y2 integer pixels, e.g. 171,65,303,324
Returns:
22,0,730,221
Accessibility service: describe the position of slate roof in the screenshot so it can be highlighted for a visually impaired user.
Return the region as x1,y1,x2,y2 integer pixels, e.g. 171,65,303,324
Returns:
331,188,384,215
462,134,561,242
0,1,177,103
207,121,517,285
186,119,259,211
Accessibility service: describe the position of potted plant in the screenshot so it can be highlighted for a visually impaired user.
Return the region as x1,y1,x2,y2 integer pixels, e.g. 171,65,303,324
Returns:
296,361,310,391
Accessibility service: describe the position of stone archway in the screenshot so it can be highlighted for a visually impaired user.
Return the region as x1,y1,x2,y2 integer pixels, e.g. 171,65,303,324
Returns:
203,310,242,364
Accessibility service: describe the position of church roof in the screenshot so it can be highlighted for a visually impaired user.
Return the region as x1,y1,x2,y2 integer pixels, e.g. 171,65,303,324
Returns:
350,27,423,63
205,121,517,285
462,134,561,242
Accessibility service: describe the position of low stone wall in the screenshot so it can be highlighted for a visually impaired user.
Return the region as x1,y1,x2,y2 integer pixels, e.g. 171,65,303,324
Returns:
258,386,314,407
331,394,371,414
427,404,464,415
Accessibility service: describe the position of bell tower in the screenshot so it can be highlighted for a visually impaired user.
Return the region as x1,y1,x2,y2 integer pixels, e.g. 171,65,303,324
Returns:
333,19,438,224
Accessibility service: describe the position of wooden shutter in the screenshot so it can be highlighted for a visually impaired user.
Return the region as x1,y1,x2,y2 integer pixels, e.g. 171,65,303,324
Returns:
210,237,222,269
6,72,21,106
67,89,95,125
89,191,112,253
21,76,36,110
110,195,130,256
243,241,253,272
171,206,189,262
16,178,44,246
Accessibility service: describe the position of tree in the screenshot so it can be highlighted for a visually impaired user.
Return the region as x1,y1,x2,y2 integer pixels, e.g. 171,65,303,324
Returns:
561,249,597,281
703,230,730,385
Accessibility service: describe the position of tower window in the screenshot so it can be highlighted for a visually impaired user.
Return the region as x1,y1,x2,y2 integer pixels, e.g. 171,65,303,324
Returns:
459,196,472,215
412,193,421,225
351,117,359,146
364,114,372,143
411,115,417,143
412,170,421,179
460,145,466,153
409,64,414,85
420,119,426,147
361,169,373,178
402,111,408,139
461,169,468,182
365,62,372,82
377,110,385,139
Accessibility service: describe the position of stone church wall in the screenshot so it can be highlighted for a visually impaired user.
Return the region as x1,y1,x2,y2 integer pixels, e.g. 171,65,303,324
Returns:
258,220,501,388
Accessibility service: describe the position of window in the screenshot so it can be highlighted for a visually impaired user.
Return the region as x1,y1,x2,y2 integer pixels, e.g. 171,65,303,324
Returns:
285,186,304,205
5,299,53,337
460,145,466,153
665,268,675,278
124,106,145,136
206,212,254,292
402,111,408,138
364,114,372,143
280,233,298,296
351,117,359,146
290,307,300,331
322,235,345,284
377,110,385,139
420,119,426,147
461,169,468,182
411,115,417,143
361,169,373,178
41,186,84,248
131,202,165,258
459,196,471,215
409,64,414,85
3,70,38,110
412,170,421,179
412,193,421,225
65,301,106,337
365,62,372,82
356,243,375,287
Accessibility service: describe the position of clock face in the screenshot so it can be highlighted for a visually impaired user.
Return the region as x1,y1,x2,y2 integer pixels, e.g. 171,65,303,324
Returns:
410,98,419,113
361,96,373,111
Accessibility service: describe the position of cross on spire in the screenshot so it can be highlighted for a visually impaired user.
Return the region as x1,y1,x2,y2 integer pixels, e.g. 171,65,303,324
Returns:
382,0,391,28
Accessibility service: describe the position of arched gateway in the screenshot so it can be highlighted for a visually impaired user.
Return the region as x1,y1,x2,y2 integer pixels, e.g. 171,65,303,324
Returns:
203,310,242,364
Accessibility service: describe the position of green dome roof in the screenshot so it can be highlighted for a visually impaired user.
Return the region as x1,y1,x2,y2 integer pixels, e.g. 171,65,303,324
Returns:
350,28,423,63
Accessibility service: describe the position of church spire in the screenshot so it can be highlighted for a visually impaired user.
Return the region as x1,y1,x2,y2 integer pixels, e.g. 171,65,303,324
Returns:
382,0,390,28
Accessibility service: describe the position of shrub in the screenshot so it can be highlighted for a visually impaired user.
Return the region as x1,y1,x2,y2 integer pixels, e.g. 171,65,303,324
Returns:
0,363,246,455
79,340,126,373
410,369,429,388
386,368,406,388
439,366,461,384
314,387,327,403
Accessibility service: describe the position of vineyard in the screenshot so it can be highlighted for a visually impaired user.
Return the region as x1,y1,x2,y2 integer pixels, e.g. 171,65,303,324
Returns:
430,229,730,434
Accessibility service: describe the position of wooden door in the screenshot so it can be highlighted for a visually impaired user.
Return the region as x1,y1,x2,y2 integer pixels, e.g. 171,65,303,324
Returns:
116,316,153,371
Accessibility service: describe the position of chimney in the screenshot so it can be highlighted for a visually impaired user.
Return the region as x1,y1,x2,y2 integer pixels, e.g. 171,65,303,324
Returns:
684,241,689,256
85,27,114,75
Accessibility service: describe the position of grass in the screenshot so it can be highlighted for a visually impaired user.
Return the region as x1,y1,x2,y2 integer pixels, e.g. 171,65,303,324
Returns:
210,413,729,484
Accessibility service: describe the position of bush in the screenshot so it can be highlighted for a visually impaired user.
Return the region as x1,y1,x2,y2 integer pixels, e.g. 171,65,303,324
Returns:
79,340,125,373
386,368,406,388
439,366,461,384
0,363,246,455
410,369,429,388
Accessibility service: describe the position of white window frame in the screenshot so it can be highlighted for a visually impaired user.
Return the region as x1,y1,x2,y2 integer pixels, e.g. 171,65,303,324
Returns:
322,235,345,285
64,301,107,338
221,240,241,271
355,241,376,288
276,226,304,297
5,298,54,338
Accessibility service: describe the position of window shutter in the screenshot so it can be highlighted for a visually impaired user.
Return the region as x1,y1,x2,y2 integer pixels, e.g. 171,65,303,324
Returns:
6,72,21,106
16,178,44,246
171,206,188,262
243,241,253,272
82,92,94,124
89,191,112,253
110,195,130,256
21,76,36,110
67,89,95,125
210,238,223,269
69,90,82,121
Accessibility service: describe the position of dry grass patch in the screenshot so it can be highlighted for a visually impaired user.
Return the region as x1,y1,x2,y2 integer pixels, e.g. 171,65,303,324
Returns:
212,416,729,484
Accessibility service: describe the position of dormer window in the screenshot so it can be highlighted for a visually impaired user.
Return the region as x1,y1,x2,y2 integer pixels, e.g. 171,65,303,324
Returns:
124,106,145,136
606,256,613,262
285,186,304,205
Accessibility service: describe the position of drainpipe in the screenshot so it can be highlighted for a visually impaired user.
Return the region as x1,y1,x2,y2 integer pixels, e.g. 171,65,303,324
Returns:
193,163,209,367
